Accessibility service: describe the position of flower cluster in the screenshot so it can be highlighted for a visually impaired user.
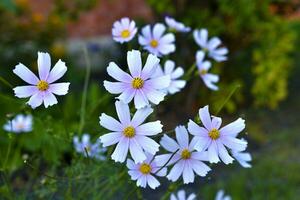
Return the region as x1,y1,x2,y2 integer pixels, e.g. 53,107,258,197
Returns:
5,15,252,199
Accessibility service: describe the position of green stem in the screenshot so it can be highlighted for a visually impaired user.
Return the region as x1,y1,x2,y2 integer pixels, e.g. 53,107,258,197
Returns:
184,63,196,81
78,46,92,134
0,76,13,88
215,84,241,115
154,149,179,174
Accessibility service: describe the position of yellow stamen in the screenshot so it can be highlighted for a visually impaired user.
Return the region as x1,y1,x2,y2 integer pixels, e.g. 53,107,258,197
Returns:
150,39,158,48
36,80,49,91
121,29,130,38
132,77,144,89
181,149,191,159
139,163,151,174
208,128,220,140
123,126,135,138
199,69,207,75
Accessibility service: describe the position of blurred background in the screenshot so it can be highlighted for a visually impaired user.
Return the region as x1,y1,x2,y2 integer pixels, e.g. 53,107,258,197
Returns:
0,0,300,199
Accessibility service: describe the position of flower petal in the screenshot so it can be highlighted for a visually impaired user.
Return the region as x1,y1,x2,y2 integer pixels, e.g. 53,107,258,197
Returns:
99,113,123,132
43,92,58,108
37,52,51,80
160,134,179,152
147,175,160,189
111,137,129,163
99,132,122,147
141,54,160,80
117,87,136,104
136,121,162,136
187,119,208,137
135,135,159,155
129,138,146,163
47,59,67,83
208,141,220,163
153,23,166,39
131,106,153,127
199,105,212,130
107,62,132,83
13,86,38,98
134,90,149,109
220,118,245,137
27,92,43,108
190,160,211,177
115,101,131,124
167,161,184,182
175,126,189,148
104,81,128,94
145,75,171,90
216,141,234,164
182,161,195,184
48,83,70,95
13,63,39,85
127,50,142,77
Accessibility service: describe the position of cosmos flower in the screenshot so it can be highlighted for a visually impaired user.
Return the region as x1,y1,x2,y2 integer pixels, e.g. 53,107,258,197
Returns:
170,190,196,200
13,52,70,109
188,105,247,164
165,16,191,33
127,152,167,189
151,60,186,94
103,50,170,109
3,114,32,133
196,51,219,91
112,17,137,43
99,101,162,163
215,190,231,200
193,28,228,62
138,23,175,57
73,133,107,160
156,126,211,184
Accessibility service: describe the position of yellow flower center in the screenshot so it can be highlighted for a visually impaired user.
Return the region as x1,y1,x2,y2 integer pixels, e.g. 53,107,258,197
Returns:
181,149,191,160
132,77,144,89
139,163,151,174
121,29,130,38
150,39,159,48
199,69,207,75
208,128,220,140
36,80,49,91
123,126,135,138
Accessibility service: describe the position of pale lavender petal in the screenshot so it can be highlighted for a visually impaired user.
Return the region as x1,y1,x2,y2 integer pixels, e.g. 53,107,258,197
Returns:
147,175,160,189
104,81,128,94
48,83,70,95
221,136,247,151
220,118,245,137
13,86,38,98
160,134,179,152
111,137,129,163
27,92,43,109
134,90,149,109
167,161,184,182
115,101,131,124
135,135,159,155
37,52,51,80
208,141,219,163
107,62,132,83
136,121,162,136
211,117,222,129
129,138,146,163
175,126,189,148
199,105,212,130
216,140,234,164
144,88,166,105
13,63,39,85
43,92,58,108
127,50,142,77
99,132,122,147
99,113,123,132
182,161,195,184
153,23,166,39
144,75,170,89
118,88,135,104
141,54,160,80
187,119,208,137
131,106,153,127
190,160,211,176
47,59,67,83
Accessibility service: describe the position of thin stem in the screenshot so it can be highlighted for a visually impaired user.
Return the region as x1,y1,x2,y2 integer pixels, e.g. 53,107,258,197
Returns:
0,76,13,88
154,149,179,175
78,46,92,134
215,84,241,115
184,63,196,81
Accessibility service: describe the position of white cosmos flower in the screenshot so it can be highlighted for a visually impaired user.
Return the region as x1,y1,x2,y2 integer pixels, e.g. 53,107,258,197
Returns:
99,101,162,163
3,114,32,133
170,190,196,200
112,17,137,43
188,105,247,164
215,190,231,200
103,50,170,109
152,60,186,94
127,152,167,189
165,16,191,32
193,28,228,62
196,51,219,91
156,126,211,184
138,23,175,57
73,134,107,160
13,52,70,109
232,139,252,168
